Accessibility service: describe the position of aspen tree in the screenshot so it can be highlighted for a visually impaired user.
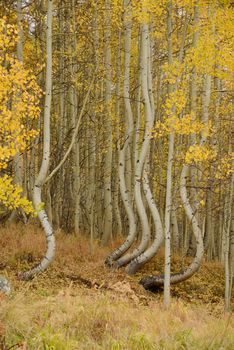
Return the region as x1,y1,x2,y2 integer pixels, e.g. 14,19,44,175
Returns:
223,191,231,311
106,0,137,265
112,29,123,237
125,31,164,274
188,3,199,255
116,21,153,267
102,0,113,245
1,0,233,301
70,0,80,234
162,0,175,306
140,3,205,290
20,0,55,280
224,140,234,311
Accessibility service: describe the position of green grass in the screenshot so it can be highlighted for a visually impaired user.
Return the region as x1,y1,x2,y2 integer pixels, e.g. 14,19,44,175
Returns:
1,288,234,350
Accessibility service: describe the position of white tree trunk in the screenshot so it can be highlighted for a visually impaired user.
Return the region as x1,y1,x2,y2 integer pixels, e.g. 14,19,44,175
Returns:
125,37,164,274
112,30,123,236
126,169,164,274
20,0,55,280
102,0,113,245
163,0,174,306
224,163,234,311
105,0,136,265
140,164,204,289
116,23,153,267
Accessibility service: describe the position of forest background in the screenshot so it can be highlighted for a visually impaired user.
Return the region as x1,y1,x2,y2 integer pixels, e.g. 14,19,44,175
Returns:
0,0,234,349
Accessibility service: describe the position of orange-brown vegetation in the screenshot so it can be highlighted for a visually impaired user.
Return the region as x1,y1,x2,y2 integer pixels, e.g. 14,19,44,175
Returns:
0,223,232,306
0,224,234,349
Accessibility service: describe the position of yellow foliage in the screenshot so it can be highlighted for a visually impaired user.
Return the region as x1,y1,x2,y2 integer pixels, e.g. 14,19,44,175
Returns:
152,114,209,138
0,175,35,214
132,0,165,24
163,60,185,86
185,145,216,164
0,17,41,214
215,153,234,180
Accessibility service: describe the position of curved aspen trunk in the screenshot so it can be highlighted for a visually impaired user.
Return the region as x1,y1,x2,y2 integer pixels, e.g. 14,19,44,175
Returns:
105,1,136,265
141,8,202,285
140,164,204,289
20,0,55,280
126,169,164,274
105,144,137,265
116,23,153,267
126,37,164,274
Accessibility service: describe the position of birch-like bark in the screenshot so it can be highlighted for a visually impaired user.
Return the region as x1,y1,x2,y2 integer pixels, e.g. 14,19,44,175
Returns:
126,168,164,274
140,164,204,289
140,6,204,291
163,0,174,306
201,74,211,145
101,0,113,245
208,75,221,258
125,36,164,274
189,4,199,229
53,3,65,228
92,7,103,239
105,0,136,264
116,23,153,267
171,204,180,251
224,145,234,311
89,8,100,239
133,31,142,171
112,30,122,237
200,68,212,254
170,12,188,253
70,0,80,234
20,0,54,280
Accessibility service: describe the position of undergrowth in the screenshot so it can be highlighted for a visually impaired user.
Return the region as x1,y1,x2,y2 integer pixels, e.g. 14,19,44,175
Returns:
0,223,234,349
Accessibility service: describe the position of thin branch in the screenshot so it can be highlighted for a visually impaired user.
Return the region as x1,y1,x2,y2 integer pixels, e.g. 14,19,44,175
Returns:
45,70,97,183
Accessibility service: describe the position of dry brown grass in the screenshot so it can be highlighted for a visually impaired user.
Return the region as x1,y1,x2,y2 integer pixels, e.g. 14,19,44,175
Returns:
0,223,234,349
1,287,234,349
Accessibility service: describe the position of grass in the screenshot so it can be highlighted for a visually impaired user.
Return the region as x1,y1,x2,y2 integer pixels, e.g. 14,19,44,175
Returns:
1,290,234,349
0,223,234,349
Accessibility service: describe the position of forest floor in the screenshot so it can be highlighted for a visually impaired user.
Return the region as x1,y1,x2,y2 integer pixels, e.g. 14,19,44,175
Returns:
0,223,234,350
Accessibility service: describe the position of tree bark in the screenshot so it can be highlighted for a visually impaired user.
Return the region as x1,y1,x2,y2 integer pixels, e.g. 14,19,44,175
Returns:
105,0,136,264
115,23,153,267
20,0,55,280
101,0,113,245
